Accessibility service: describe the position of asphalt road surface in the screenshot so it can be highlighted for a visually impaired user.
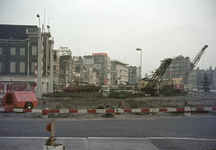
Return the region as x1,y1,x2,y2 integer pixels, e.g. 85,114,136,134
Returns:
0,116,216,150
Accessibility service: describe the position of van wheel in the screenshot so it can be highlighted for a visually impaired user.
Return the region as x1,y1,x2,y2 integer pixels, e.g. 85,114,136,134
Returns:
25,102,33,109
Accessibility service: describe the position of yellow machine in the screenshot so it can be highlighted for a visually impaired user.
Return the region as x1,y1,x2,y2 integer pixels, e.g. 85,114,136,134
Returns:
138,80,160,96
138,58,173,96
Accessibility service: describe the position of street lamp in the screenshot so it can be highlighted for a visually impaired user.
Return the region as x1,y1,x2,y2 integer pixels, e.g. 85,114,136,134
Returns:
37,14,40,28
26,38,30,90
136,48,142,78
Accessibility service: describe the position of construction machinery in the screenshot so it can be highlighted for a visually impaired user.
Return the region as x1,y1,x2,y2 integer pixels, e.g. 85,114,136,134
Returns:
138,58,173,96
1,91,37,109
62,81,101,93
161,45,208,96
107,84,140,98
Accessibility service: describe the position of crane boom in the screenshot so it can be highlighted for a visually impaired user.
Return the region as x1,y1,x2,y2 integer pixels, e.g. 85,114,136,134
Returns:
183,45,208,83
145,58,173,88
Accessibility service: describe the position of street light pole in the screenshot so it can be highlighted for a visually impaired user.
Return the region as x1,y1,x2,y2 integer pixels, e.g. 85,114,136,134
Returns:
37,14,40,28
26,39,30,90
136,48,142,78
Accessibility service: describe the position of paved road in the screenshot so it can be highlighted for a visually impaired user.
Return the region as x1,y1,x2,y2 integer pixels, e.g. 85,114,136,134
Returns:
0,116,216,149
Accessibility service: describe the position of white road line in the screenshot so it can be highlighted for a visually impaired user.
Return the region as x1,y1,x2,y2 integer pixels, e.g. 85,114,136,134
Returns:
146,137,216,141
1,137,215,141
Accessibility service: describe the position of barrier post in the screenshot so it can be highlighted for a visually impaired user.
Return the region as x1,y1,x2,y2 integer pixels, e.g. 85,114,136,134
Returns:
184,106,191,117
42,99,48,118
43,119,65,150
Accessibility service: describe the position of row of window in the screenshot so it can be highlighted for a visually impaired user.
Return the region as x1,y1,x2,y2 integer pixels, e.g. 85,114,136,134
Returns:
0,46,37,56
0,61,36,73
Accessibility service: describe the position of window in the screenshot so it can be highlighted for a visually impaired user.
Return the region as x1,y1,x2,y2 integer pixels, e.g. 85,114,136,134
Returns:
20,47,25,55
0,62,2,72
32,45,37,55
31,62,36,73
19,62,25,73
10,47,16,55
10,62,16,73
0,47,2,55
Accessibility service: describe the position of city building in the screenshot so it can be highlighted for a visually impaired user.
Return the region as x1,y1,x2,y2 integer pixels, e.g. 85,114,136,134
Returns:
72,56,83,82
53,47,72,88
212,68,216,90
162,55,190,80
83,53,111,85
0,24,54,97
111,60,128,85
188,67,216,91
187,70,197,89
127,66,141,84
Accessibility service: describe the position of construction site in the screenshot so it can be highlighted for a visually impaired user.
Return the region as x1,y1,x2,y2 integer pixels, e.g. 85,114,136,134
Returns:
1,44,216,119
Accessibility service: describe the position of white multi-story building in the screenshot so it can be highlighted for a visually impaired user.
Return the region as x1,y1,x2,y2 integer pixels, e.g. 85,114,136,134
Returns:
111,60,128,85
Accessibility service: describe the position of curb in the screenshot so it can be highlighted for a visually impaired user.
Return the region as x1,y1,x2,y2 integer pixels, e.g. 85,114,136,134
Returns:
0,107,216,114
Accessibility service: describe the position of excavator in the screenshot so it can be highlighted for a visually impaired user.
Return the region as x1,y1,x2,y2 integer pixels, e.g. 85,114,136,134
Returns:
138,58,173,96
161,45,208,96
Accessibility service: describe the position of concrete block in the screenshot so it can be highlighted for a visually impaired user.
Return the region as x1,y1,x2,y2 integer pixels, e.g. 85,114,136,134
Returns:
167,108,177,112
59,109,69,113
78,109,87,113
43,144,64,150
150,108,159,112
132,109,141,113
32,109,42,113
13,108,23,112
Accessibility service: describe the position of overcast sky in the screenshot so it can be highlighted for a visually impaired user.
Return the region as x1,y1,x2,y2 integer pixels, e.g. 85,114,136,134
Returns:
1,0,215,77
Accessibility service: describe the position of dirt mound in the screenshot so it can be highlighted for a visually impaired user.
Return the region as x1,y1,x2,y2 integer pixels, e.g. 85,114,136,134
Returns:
35,95,216,110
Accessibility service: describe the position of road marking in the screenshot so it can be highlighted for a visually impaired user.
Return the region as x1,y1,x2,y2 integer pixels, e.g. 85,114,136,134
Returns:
146,137,216,141
1,137,215,141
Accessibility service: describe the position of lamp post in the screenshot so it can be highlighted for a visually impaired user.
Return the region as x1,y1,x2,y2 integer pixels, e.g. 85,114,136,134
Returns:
37,14,40,28
26,39,30,90
136,48,142,78
36,13,42,98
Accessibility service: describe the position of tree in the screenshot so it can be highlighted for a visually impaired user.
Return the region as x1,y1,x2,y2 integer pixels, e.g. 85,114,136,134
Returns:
202,72,211,92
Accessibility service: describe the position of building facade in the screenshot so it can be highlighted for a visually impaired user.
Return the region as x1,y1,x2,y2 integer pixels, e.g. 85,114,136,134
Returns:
83,53,110,85
111,60,128,85
53,47,72,89
162,55,190,80
188,67,216,91
0,25,54,97
127,66,141,84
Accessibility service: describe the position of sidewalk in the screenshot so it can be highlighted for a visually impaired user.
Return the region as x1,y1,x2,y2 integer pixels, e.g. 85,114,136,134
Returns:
0,137,159,150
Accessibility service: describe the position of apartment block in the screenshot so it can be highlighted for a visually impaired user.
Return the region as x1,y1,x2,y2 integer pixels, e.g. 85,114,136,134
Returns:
0,24,54,96
162,55,190,80
83,53,110,85
111,60,128,85
53,47,72,88
127,66,141,84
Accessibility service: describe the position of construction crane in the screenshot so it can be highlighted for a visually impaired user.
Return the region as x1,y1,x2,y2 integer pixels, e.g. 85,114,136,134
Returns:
183,45,208,84
161,45,208,96
138,58,173,96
